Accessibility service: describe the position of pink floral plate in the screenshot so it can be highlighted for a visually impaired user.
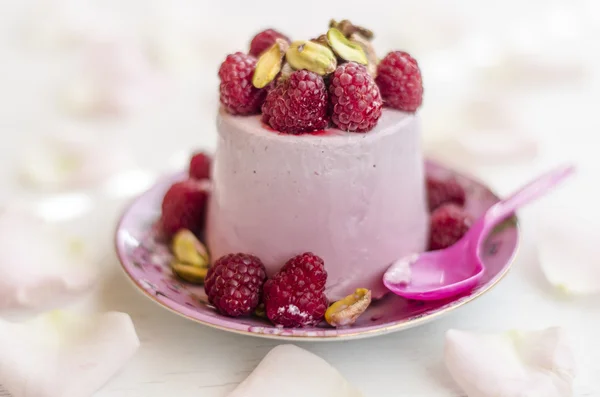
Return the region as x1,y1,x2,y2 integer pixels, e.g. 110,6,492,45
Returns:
115,160,519,341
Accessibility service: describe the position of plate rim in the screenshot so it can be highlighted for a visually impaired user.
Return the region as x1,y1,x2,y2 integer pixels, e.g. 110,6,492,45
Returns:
114,160,520,342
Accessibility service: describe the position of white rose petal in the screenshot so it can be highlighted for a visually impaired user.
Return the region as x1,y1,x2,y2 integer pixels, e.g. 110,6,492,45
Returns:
0,208,98,310
0,311,139,397
533,170,600,295
445,327,576,397
228,345,363,397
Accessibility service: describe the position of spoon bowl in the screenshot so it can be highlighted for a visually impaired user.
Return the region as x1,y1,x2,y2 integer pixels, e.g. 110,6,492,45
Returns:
384,164,576,301
384,239,483,301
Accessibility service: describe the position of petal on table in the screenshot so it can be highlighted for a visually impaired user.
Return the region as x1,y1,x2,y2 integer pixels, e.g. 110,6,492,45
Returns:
445,327,576,397
533,171,600,295
0,311,139,397
227,345,363,397
0,208,98,310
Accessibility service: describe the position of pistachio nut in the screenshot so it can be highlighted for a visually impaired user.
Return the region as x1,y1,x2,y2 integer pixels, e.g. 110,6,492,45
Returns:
310,34,329,47
286,40,337,76
327,28,368,65
325,288,372,327
329,19,374,40
171,229,209,268
171,261,208,284
252,39,289,89
278,62,294,82
254,303,267,319
349,32,378,77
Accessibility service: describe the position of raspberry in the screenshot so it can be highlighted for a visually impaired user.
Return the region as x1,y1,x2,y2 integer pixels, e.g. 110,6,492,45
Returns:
429,204,472,251
189,152,211,180
376,51,423,112
262,70,329,134
329,62,382,132
204,253,267,317
160,179,208,238
218,52,267,115
427,176,466,212
263,252,328,327
249,29,290,57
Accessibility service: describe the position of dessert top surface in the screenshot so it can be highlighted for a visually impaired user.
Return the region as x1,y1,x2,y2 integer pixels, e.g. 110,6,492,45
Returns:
218,106,418,146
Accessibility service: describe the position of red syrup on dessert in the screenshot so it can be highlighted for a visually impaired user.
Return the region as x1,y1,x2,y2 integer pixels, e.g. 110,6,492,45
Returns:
261,122,336,136
260,121,277,132
308,129,333,136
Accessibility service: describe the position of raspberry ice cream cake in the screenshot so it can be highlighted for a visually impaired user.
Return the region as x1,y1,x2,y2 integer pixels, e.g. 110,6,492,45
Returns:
157,20,474,328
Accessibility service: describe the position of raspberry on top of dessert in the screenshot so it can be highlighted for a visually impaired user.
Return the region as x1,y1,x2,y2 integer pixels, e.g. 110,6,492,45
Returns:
217,20,423,134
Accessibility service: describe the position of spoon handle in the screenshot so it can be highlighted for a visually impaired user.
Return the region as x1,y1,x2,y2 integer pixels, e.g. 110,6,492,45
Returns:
489,164,576,223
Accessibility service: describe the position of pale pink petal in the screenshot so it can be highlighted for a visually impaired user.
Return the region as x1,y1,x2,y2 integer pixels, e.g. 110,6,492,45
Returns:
533,170,600,295
0,208,98,310
0,311,139,397
228,345,362,397
445,328,576,397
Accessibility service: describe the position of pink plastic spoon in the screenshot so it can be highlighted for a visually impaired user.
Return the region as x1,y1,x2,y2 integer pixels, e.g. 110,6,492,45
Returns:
384,164,576,301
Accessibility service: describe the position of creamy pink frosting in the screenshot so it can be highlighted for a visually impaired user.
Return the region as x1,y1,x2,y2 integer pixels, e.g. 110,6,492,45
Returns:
206,108,428,300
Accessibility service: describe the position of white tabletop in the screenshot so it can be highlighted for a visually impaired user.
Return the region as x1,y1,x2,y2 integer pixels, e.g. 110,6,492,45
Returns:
1,1,599,396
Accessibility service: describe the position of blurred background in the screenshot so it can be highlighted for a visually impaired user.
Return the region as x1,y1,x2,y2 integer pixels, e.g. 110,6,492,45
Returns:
0,0,598,274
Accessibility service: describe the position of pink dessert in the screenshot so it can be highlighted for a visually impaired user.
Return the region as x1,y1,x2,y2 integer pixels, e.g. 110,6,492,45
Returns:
205,20,428,306
158,19,458,328
206,108,428,300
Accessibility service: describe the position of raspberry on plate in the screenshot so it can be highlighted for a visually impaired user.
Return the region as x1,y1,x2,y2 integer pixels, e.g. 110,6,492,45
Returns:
263,252,328,328
427,176,466,212
160,179,209,239
329,62,382,133
249,29,290,57
262,70,329,134
204,253,267,317
376,51,423,112
189,152,212,180
429,203,472,251
219,52,268,115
